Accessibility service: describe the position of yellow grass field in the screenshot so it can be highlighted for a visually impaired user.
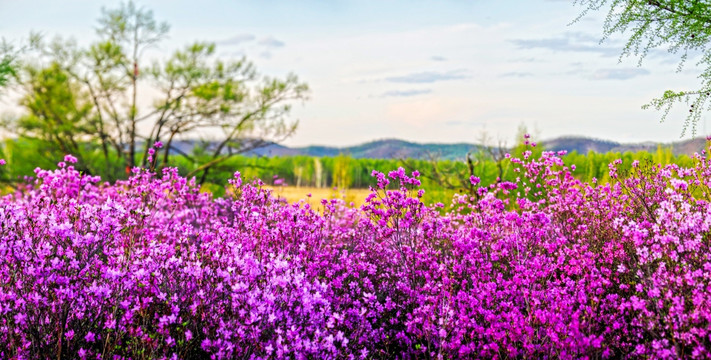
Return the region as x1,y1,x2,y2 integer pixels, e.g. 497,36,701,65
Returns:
264,185,458,209
264,186,372,208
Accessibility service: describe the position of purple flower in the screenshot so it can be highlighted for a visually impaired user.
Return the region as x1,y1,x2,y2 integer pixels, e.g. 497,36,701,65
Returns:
2,148,711,358
64,154,78,164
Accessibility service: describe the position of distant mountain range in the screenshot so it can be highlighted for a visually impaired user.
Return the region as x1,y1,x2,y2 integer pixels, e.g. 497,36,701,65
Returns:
541,136,707,157
169,136,709,161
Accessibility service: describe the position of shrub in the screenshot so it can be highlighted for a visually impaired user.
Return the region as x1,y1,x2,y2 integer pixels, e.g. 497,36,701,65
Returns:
1,142,710,359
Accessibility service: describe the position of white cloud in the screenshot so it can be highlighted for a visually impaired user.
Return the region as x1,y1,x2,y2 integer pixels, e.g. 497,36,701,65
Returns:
218,34,256,46
258,36,285,48
385,69,470,83
591,68,650,80
377,89,433,97
499,72,534,78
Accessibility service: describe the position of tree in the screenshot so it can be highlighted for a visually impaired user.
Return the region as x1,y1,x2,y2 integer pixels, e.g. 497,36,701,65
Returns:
0,48,16,88
0,37,31,89
16,63,93,160
400,130,511,197
332,153,353,189
573,0,711,135
3,1,308,181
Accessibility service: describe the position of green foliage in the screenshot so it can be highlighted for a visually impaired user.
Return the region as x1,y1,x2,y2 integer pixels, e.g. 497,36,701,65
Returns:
96,1,170,50
0,57,15,88
332,153,353,189
0,137,704,205
0,138,57,179
574,0,711,135
16,63,92,155
1,1,308,182
0,38,25,89
164,149,698,197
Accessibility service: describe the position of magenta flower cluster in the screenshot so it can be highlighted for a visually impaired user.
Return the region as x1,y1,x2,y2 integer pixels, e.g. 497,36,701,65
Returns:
1,144,711,359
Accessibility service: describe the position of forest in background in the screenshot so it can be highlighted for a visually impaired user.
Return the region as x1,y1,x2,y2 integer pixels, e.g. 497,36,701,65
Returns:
0,135,695,205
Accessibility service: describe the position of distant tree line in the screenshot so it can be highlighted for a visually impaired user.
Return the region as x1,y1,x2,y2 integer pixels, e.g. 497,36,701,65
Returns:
188,144,690,190
1,135,694,202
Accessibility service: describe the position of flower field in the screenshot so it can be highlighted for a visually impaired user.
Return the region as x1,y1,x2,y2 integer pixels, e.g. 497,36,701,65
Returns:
1,142,711,359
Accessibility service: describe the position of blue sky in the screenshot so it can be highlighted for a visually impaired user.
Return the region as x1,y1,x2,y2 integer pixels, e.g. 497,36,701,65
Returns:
0,0,706,146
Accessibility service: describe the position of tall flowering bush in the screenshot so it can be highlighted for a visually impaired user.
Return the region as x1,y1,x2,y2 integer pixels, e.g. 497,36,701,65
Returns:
1,142,711,359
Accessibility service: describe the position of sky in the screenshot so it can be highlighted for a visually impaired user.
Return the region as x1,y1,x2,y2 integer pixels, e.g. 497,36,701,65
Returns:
0,0,707,147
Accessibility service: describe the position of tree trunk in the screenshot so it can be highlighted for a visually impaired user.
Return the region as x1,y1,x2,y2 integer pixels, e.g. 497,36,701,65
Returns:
129,61,138,168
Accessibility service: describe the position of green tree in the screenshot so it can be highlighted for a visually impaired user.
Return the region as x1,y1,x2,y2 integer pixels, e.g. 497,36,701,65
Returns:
0,49,16,88
0,36,33,89
16,63,93,161
4,1,308,181
332,153,353,189
400,128,513,197
574,0,711,135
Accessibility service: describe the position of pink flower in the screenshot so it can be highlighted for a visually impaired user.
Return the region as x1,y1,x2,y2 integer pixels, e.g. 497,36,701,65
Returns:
3,149,711,358
64,154,78,164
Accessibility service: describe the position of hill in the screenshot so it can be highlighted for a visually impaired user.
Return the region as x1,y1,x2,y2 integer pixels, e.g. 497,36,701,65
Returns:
541,136,706,157
168,136,709,160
